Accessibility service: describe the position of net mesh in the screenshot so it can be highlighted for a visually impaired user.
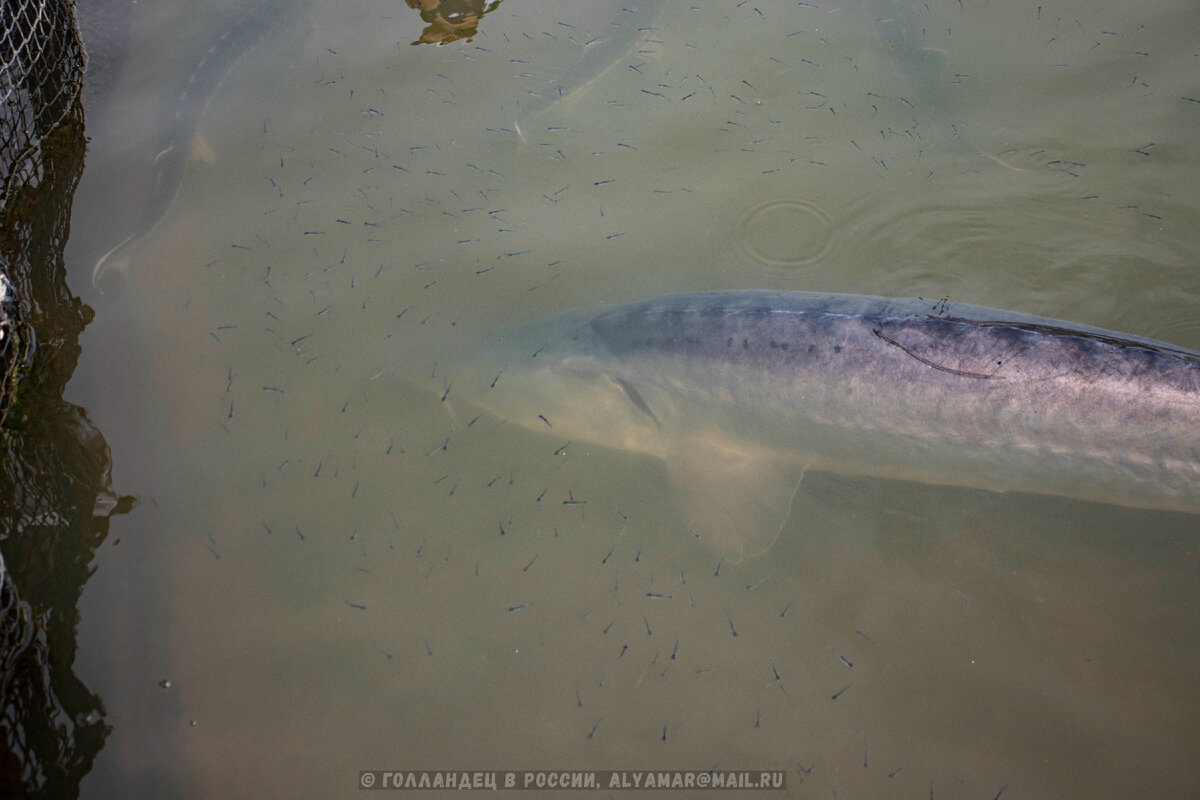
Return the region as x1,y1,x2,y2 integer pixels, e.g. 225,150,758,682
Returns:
1,0,87,205
1,1,123,797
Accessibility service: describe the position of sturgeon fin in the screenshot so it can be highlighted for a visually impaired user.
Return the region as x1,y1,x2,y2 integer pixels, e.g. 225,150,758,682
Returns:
614,377,660,428
666,434,807,564
191,132,217,165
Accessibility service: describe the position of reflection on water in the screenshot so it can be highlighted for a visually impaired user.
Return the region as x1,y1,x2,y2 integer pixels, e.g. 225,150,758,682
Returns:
0,50,133,796
63,0,1200,797
406,0,503,47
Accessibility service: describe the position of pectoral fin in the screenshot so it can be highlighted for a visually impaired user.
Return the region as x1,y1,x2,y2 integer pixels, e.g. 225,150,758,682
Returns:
191,133,217,165
666,434,807,563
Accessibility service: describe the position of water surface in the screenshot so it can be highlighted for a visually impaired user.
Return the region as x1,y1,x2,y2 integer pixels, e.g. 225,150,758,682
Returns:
63,1,1200,797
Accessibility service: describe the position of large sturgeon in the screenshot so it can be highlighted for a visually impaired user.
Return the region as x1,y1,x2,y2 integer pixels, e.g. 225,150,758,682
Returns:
467,291,1200,561
91,0,296,284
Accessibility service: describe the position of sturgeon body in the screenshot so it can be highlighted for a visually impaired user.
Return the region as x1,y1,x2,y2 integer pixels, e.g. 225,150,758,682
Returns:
469,291,1200,560
92,0,297,283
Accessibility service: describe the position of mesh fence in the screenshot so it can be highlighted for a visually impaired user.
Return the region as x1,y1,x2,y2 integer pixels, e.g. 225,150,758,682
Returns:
1,0,125,797
1,0,87,206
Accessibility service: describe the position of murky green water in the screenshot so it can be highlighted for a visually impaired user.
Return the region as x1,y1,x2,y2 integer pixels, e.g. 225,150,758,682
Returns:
60,1,1200,797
